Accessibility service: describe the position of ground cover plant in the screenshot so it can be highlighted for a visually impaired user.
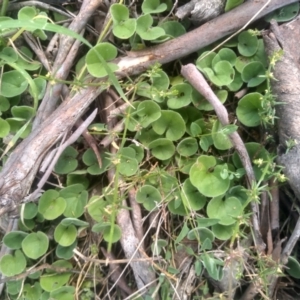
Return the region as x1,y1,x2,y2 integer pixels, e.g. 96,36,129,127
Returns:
0,0,300,299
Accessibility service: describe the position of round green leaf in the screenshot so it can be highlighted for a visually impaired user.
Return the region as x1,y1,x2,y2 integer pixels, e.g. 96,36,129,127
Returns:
207,196,242,225
92,223,122,243
0,47,18,63
0,70,28,97
177,137,198,157
152,110,186,141
148,138,175,160
168,195,188,216
136,14,165,40
3,231,28,249
130,100,161,129
238,31,258,57
60,184,88,218
82,148,111,175
225,0,243,12
236,92,263,127
0,95,9,111
54,146,78,174
190,155,230,197
196,51,216,72
11,105,34,120
38,190,66,220
23,282,42,300
87,196,108,223
6,280,22,295
22,231,49,259
151,70,170,91
136,185,161,211
56,241,77,260
227,71,243,92
212,120,233,150
54,223,77,247
167,83,193,109
203,61,235,86
241,61,266,87
0,117,10,138
142,0,167,14
286,256,300,279
110,4,136,39
0,250,26,276
23,202,38,219
212,48,237,67
187,227,215,243
61,218,89,227
192,89,228,111
212,223,235,240
265,3,299,22
159,21,186,38
86,43,118,78
50,286,75,300
118,147,139,176
181,178,206,210
40,260,72,292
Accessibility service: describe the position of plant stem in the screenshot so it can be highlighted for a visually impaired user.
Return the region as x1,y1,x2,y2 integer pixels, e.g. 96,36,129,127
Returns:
0,0,9,17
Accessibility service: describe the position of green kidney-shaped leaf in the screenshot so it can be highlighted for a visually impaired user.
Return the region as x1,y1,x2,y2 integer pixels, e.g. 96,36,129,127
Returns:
11,105,34,120
0,95,10,112
3,231,28,249
181,178,206,211
148,138,175,160
190,155,230,197
50,286,75,300
0,47,18,63
60,184,88,218
203,61,234,86
136,185,161,211
177,137,198,157
23,202,38,219
0,250,26,276
212,48,237,67
236,92,263,127
136,14,165,40
82,148,111,175
142,0,167,14
86,43,118,78
40,260,72,292
92,223,122,243
196,51,216,72
0,117,10,138
212,120,233,150
54,146,78,174
187,227,215,244
118,147,139,176
110,4,136,39
167,83,193,109
207,196,242,225
286,256,300,279
159,21,186,38
152,110,186,141
265,3,299,22
238,31,258,57
212,223,235,240
22,231,49,259
56,241,77,260
38,190,66,220
0,70,28,97
54,223,77,247
132,100,161,128
241,61,266,87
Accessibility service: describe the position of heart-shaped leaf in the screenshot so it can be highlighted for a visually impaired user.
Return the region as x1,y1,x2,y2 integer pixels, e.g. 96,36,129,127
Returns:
3,231,28,249
177,137,198,157
236,92,264,127
238,31,258,57
167,83,193,109
110,4,136,39
148,138,175,160
136,185,161,211
38,190,66,220
0,70,28,97
190,155,230,197
0,250,26,276
54,223,77,247
86,43,118,78
142,0,167,14
241,61,266,87
54,146,78,174
136,14,165,40
152,110,186,141
22,231,49,259
181,178,206,210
